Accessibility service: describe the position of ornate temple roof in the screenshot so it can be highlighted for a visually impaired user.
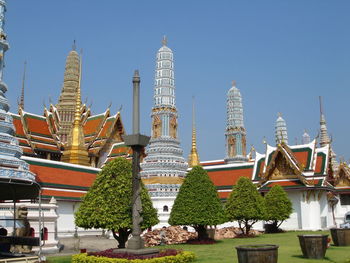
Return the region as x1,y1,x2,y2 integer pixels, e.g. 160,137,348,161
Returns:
11,108,128,167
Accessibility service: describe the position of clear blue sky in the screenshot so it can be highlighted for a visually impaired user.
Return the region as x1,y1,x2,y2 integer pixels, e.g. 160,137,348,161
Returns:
4,0,350,162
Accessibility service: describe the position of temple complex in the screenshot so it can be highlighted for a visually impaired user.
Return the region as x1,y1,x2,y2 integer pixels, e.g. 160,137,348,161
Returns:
0,0,346,237
200,83,349,230
11,46,131,168
140,37,188,226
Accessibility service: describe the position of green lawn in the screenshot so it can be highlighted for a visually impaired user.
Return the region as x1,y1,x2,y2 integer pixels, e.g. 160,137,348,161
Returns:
47,231,350,263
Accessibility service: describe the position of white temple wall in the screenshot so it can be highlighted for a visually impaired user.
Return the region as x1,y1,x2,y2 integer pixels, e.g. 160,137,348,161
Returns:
279,191,301,230
151,196,176,229
56,200,101,237
319,192,332,228
56,201,76,237
334,198,350,227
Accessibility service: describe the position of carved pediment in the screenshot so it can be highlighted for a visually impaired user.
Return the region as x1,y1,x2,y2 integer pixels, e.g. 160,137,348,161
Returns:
334,165,350,187
268,152,300,180
262,144,306,184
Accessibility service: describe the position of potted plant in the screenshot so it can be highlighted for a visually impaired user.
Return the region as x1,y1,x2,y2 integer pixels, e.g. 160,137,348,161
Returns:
298,235,328,259
235,244,279,263
330,228,350,246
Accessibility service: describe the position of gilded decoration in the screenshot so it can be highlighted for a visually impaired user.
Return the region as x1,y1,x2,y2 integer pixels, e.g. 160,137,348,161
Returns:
170,116,177,138
242,135,247,156
334,163,350,187
152,115,161,138
270,153,297,179
262,143,307,184
152,107,177,114
142,176,184,185
228,136,236,157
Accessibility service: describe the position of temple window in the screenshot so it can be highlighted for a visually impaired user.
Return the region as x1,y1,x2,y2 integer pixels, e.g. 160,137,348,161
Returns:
340,194,350,205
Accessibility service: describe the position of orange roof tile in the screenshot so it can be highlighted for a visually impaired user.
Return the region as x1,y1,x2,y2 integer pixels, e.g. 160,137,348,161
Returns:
23,114,52,138
291,148,313,170
315,153,326,175
83,114,106,137
29,163,97,188
12,115,26,138
41,189,85,199
33,143,60,152
218,192,230,199
207,166,253,187
201,160,225,166
98,117,115,139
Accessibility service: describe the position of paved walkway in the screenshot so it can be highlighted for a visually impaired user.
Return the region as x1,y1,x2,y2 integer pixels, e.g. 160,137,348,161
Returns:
51,236,118,256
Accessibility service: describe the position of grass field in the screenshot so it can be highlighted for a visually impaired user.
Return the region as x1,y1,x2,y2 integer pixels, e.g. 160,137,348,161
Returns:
47,231,350,263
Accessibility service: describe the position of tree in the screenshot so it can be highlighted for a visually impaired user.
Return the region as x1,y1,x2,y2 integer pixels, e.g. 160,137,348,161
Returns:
169,166,226,240
225,177,266,236
265,185,293,232
75,158,159,248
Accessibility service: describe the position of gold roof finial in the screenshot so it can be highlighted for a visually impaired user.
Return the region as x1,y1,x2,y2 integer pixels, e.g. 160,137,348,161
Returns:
72,40,76,51
188,96,200,167
18,60,26,111
162,35,167,46
62,49,90,166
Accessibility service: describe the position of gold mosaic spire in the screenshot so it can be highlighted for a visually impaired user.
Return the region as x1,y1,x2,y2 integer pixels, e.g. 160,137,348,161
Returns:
56,42,81,143
62,51,90,166
188,97,200,167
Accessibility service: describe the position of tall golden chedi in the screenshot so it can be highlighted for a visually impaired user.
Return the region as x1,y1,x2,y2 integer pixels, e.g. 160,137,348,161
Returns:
56,43,83,143
188,98,200,167
61,51,90,166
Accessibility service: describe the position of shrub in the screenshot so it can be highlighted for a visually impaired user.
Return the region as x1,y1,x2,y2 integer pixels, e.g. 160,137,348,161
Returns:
75,158,158,248
169,166,226,240
225,177,266,236
265,185,292,233
72,251,196,263
88,249,179,260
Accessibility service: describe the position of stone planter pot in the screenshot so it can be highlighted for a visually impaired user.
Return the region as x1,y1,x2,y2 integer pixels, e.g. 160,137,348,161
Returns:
235,244,278,263
298,235,328,259
330,228,350,246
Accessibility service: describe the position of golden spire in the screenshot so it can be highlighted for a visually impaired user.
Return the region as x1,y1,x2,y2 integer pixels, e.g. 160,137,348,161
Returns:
19,60,26,111
62,50,90,166
188,96,200,167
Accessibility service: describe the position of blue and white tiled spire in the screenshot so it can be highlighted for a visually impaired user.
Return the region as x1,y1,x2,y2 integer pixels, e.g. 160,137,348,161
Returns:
140,37,188,198
225,81,248,163
302,130,311,144
275,113,288,145
0,0,35,182
319,96,330,147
